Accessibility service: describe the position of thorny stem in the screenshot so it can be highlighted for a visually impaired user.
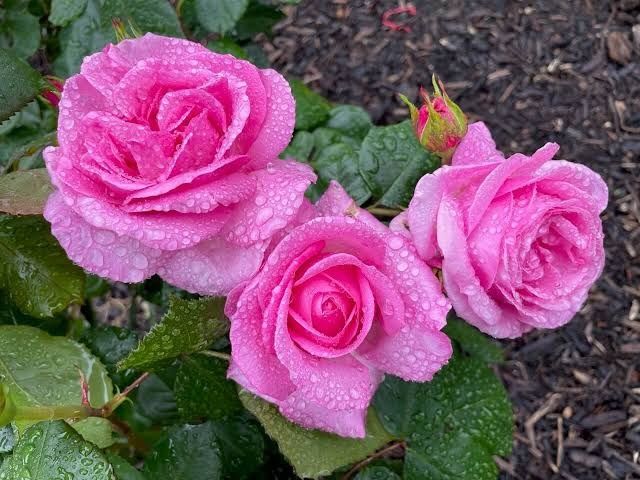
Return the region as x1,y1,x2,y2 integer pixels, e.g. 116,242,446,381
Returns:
200,350,232,361
341,441,405,480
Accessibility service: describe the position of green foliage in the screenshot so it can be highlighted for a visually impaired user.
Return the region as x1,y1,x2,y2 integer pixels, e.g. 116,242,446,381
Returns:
240,391,394,479
0,214,85,318
444,315,504,364
354,465,402,480
142,422,222,479
359,121,440,208
174,355,242,421
0,1,41,59
233,0,285,40
118,297,229,370
107,454,146,480
207,38,248,59
290,79,333,131
180,0,249,35
49,0,89,27
0,326,113,430
326,105,373,140
0,103,57,169
0,49,42,123
81,326,140,389
374,354,513,480
71,417,114,449
0,169,53,215
54,0,184,77
0,420,116,479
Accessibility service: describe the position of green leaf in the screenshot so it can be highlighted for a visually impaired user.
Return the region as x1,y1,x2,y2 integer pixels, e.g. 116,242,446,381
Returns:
142,422,222,479
0,291,67,336
359,121,440,208
71,417,114,449
107,454,146,480
81,326,139,389
354,465,402,480
118,297,229,370
0,326,113,431
0,5,41,59
133,372,179,424
0,420,116,479
233,0,284,40
281,131,314,162
0,214,85,318
0,169,53,215
0,426,14,454
373,355,513,480
49,0,88,26
444,315,503,364
0,103,57,169
174,355,242,421
290,79,332,131
209,415,265,479
240,391,394,479
0,49,42,123
313,143,371,205
207,37,248,59
184,0,249,35
54,0,184,77
326,105,373,140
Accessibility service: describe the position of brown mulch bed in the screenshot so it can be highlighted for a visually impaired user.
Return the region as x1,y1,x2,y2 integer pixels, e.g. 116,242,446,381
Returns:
261,1,640,478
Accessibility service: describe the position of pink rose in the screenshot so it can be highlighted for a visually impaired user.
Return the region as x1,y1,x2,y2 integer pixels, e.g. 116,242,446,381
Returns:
227,182,452,438
396,122,607,338
43,34,315,294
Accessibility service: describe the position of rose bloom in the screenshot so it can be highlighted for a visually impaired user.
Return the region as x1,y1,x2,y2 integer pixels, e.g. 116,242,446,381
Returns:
43,34,315,294
395,122,607,338
227,182,452,438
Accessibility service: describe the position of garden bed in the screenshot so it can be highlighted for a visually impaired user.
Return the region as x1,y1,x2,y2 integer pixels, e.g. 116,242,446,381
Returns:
262,1,640,478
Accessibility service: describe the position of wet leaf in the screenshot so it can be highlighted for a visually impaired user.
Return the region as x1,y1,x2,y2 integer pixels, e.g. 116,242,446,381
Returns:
240,391,394,479
0,326,113,432
49,0,88,26
326,105,373,140
233,0,284,40
107,454,146,480
0,420,116,479
373,355,513,480
313,142,371,205
0,169,53,215
118,297,229,371
444,315,504,364
71,417,114,449
142,422,222,479
0,49,42,122
0,1,41,60
290,79,332,131
359,121,440,208
0,214,85,318
174,355,242,421
54,0,183,77
81,326,139,389
354,465,402,480
209,415,264,479
180,0,249,35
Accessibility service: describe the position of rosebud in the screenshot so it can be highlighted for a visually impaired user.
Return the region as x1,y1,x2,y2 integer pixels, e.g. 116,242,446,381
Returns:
400,75,467,163
0,384,16,427
41,76,64,107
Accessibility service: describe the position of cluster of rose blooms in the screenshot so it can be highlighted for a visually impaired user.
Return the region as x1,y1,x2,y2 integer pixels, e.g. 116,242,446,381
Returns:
44,35,607,438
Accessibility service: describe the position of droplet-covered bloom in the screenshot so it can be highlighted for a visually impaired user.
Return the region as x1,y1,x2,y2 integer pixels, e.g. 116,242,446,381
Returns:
401,75,467,162
43,34,315,295
394,122,607,338
227,182,452,438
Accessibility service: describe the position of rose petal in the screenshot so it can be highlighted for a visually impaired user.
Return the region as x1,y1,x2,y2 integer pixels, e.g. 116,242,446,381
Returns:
159,237,265,296
44,192,162,283
451,121,502,166
223,160,316,246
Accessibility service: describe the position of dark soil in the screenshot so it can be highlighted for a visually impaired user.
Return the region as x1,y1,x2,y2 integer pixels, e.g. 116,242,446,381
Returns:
262,1,640,478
